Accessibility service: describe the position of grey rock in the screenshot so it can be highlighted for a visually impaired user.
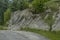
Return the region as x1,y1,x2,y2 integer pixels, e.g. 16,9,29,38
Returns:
8,9,60,31
8,9,49,30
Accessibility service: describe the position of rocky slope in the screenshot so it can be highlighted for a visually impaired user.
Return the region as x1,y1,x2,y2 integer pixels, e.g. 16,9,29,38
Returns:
8,9,49,30
8,9,60,31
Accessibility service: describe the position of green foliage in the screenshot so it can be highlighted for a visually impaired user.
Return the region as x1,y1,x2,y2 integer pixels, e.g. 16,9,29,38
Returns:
32,0,45,13
0,0,9,12
31,0,50,14
22,0,29,9
45,1,59,11
10,0,19,11
11,0,29,11
0,0,9,25
45,14,55,26
0,26,8,30
44,13,56,31
4,8,11,24
19,0,29,10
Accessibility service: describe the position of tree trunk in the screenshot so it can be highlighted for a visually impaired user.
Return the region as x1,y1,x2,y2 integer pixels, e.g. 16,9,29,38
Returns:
49,25,52,31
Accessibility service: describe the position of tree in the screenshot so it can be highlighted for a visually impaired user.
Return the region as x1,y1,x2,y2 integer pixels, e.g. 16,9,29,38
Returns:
31,0,50,14
44,0,60,31
44,13,56,31
4,8,11,24
10,0,29,11
45,0,59,12
0,0,9,25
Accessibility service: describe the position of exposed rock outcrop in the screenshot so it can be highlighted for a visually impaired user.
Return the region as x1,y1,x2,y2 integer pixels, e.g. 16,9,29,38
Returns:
8,9,60,31
8,9,49,30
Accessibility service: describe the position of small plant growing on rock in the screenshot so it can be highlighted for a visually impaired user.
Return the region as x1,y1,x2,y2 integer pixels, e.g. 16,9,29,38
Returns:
44,13,56,31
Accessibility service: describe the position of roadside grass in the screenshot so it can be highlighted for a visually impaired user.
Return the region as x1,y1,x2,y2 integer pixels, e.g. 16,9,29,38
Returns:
20,27,60,40
0,26,8,30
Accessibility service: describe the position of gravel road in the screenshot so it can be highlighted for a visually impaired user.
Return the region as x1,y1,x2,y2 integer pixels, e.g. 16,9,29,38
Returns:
0,30,49,40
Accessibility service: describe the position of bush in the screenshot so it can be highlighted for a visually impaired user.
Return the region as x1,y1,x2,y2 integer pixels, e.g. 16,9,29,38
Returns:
31,0,46,14
44,13,56,31
11,0,29,11
20,0,29,10
45,1,59,12
4,8,11,24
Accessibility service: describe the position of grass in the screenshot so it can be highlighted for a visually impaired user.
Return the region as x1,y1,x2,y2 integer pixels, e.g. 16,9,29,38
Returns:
20,27,60,40
0,26,8,30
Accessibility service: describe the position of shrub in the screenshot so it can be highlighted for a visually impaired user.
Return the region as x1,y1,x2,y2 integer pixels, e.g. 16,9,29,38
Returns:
45,1,59,12
44,13,56,31
20,0,29,10
4,8,11,24
11,0,29,11
31,0,46,14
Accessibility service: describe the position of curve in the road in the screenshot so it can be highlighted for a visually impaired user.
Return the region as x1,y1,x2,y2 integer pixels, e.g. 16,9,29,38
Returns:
0,30,50,40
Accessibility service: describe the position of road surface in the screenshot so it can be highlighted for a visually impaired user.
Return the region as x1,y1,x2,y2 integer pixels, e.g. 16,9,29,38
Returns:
0,30,49,40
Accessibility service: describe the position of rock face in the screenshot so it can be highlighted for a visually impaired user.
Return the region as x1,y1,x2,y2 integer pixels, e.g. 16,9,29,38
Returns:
0,30,49,40
52,12,60,31
8,9,60,31
8,9,49,30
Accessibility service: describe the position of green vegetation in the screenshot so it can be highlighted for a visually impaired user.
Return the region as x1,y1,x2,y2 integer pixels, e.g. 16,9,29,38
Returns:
31,0,45,13
31,0,50,13
4,8,11,24
20,27,60,40
0,0,9,25
44,13,56,31
10,0,29,11
0,26,8,30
